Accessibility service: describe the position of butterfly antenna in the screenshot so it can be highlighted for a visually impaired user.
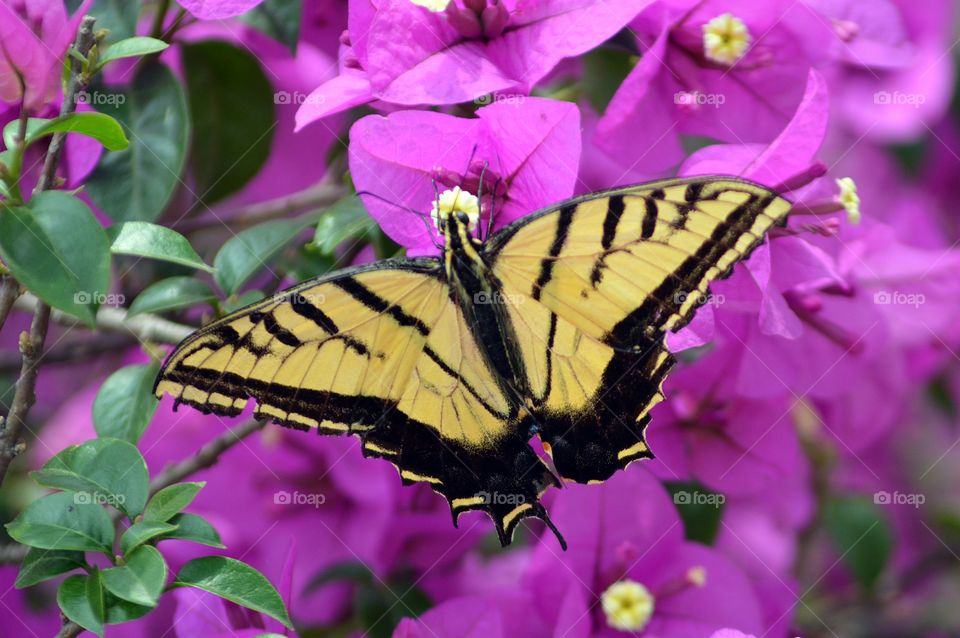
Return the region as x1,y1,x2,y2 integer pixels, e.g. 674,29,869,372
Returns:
355,190,441,250
476,160,488,241
485,175,502,240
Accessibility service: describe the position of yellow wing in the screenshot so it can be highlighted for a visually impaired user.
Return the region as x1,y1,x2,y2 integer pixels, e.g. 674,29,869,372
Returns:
155,260,558,545
486,177,791,483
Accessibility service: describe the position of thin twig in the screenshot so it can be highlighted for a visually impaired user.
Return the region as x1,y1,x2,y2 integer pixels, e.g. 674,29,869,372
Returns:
0,332,133,374
13,292,194,346
0,303,51,480
176,178,346,234
149,419,266,494
0,276,19,333
34,16,97,194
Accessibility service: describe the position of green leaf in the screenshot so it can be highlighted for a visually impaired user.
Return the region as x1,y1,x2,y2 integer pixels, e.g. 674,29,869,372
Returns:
174,557,292,628
92,363,161,443
32,438,150,519
86,63,189,222
305,560,373,593
27,112,128,151
2,118,48,150
144,482,205,523
105,594,153,624
221,289,265,314
356,575,431,638
65,0,138,42
16,548,87,588
0,200,108,326
182,40,275,204
240,0,302,55
6,492,114,552
102,546,167,607
214,219,309,294
108,222,214,272
58,570,106,637
120,521,178,555
128,276,217,317
665,481,725,545
158,513,224,548
825,496,893,591
98,37,169,69
312,196,377,255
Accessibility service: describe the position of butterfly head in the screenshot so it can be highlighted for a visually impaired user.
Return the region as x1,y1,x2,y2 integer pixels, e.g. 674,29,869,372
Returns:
431,186,481,244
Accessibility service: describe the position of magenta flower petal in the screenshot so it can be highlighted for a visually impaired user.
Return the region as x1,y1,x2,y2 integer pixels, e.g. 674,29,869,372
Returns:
178,0,265,19
295,73,373,130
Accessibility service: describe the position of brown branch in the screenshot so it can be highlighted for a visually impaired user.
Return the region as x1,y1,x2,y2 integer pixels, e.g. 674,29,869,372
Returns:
149,419,266,494
12,292,195,346
0,16,100,488
0,332,132,374
0,276,19,333
176,177,346,234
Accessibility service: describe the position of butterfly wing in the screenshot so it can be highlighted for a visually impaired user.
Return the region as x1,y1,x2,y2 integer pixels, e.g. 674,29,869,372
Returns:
486,177,791,483
155,259,557,543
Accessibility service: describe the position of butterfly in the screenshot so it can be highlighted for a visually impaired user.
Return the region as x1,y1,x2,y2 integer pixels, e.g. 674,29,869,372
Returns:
154,176,790,549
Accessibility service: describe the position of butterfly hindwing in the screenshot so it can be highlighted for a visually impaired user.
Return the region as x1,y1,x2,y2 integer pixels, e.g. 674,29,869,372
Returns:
487,177,791,483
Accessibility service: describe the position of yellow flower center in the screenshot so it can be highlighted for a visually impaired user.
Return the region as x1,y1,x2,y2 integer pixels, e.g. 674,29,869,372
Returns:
431,186,480,233
409,0,451,11
601,579,655,632
703,13,752,65
835,177,861,224
686,565,707,587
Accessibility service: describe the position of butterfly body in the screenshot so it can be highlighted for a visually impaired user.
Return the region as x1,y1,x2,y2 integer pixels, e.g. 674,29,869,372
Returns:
155,177,791,548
